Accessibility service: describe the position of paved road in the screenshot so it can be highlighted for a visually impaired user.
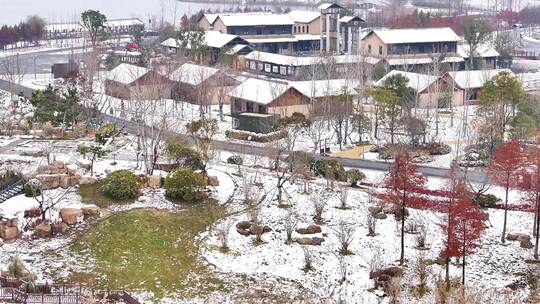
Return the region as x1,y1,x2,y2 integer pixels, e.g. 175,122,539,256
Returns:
0,78,490,184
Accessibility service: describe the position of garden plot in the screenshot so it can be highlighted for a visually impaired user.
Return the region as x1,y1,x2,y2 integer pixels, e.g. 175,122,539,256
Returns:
200,165,536,303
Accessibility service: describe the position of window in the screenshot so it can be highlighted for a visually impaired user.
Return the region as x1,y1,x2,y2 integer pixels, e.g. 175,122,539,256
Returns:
280,66,287,75
264,64,271,72
272,65,279,73
246,102,254,112
368,44,372,54
287,66,294,75
249,61,257,70
306,25,309,32
294,26,297,34
259,105,267,113
234,99,242,112
379,46,383,55
257,62,264,70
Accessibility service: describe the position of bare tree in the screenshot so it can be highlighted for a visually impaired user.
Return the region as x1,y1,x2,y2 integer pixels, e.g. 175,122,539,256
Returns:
338,183,349,209
366,213,377,236
311,192,325,224
334,221,355,255
302,246,313,272
283,210,298,244
216,218,234,252
0,53,26,102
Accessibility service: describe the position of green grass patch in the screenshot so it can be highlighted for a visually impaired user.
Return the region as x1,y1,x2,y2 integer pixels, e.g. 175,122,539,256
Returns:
70,204,227,299
78,182,136,208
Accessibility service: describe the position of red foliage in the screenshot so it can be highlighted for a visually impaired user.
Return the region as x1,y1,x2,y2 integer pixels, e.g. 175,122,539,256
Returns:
441,197,486,260
382,153,427,210
488,140,525,190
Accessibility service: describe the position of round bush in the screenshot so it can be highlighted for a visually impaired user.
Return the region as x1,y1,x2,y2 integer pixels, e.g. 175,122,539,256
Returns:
227,155,243,166
101,170,140,200
164,168,205,203
95,124,116,144
312,159,347,182
347,169,366,186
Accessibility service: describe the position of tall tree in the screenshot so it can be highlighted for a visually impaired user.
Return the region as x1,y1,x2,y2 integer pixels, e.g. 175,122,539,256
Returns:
479,71,525,143
488,140,524,243
368,87,400,144
442,195,486,285
463,17,492,69
520,137,540,259
81,10,107,48
382,152,427,265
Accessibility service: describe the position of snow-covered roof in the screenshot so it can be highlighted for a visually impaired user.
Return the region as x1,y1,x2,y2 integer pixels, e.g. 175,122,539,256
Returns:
294,34,321,41
291,79,361,98
202,13,219,25
217,13,294,27
368,27,461,44
160,31,241,49
229,78,292,104
105,18,144,27
375,70,439,93
225,44,252,55
245,51,381,66
247,37,299,44
446,69,513,89
457,44,500,59
106,63,150,85
387,56,464,66
318,3,344,9
288,10,320,23
339,16,365,23
168,63,220,85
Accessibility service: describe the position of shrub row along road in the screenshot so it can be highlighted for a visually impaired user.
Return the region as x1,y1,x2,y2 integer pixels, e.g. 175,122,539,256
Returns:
0,78,489,184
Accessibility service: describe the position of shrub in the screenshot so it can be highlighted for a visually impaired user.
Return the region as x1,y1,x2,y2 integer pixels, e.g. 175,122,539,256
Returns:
101,170,140,200
347,169,366,186
225,129,287,142
227,155,243,166
164,168,205,203
166,143,204,170
23,180,41,197
95,124,117,144
312,159,347,182
473,193,500,208
419,142,451,155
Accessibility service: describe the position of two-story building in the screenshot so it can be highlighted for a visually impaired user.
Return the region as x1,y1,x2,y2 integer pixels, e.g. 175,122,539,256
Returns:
362,27,464,71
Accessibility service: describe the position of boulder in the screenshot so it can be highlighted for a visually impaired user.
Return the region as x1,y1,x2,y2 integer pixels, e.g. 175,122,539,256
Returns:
24,208,42,218
59,174,70,188
60,208,83,225
236,221,252,230
81,206,100,218
296,237,324,245
207,176,219,187
373,213,388,220
79,176,97,185
36,174,60,189
69,175,80,186
521,239,534,249
368,206,383,215
52,161,65,169
36,165,63,175
34,223,52,238
236,228,251,236
0,225,19,242
147,175,162,189
77,159,92,170
66,164,80,176
250,225,272,236
52,222,69,235
296,225,322,234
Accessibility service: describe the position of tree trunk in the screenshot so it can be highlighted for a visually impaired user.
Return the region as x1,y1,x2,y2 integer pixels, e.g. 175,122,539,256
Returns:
445,257,450,291
502,181,510,243
400,187,406,265
535,192,540,259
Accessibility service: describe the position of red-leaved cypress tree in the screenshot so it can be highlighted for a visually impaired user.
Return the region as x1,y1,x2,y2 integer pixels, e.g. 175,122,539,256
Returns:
382,152,427,265
488,140,524,243
442,196,486,285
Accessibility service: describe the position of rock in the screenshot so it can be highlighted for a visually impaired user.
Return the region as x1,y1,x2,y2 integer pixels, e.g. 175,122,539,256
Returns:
147,175,162,189
81,206,100,218
237,228,251,236
69,175,80,186
59,174,70,188
77,159,92,170
24,208,42,218
521,239,534,249
296,225,322,234
207,176,219,187
373,213,388,220
60,208,83,225
250,225,272,235
52,161,65,169
66,164,79,176
296,237,324,245
0,225,19,242
36,174,60,189
79,176,97,185
368,206,383,215
34,223,52,238
52,222,69,235
236,221,252,230
36,165,63,175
